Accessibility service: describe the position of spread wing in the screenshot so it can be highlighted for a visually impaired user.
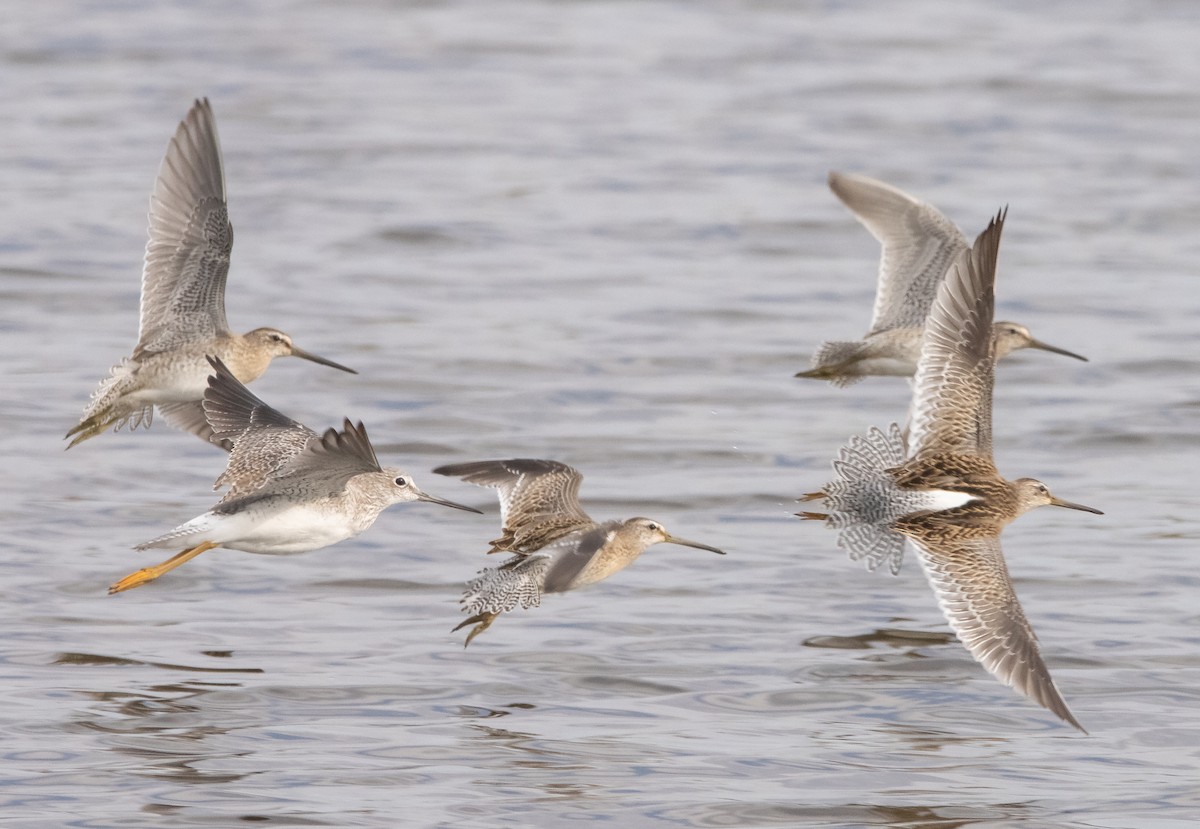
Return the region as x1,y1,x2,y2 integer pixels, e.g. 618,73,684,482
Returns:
202,357,378,503
828,172,968,334
433,459,593,552
907,209,1004,460
907,532,1084,731
136,98,234,355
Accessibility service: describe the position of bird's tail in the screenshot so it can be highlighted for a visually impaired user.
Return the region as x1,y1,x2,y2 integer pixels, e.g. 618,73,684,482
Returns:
64,359,150,448
460,554,552,618
795,340,869,386
134,513,218,551
801,422,909,574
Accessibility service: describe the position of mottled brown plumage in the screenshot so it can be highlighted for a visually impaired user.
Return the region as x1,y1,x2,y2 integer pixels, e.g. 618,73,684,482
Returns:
434,459,725,646
796,172,1086,385
802,210,1101,732
432,459,592,553
66,98,354,449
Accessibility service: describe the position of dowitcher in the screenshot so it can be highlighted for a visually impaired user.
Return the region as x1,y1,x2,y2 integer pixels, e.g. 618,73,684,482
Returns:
67,98,355,449
795,172,1086,385
432,459,726,646
799,210,1101,731
108,357,480,594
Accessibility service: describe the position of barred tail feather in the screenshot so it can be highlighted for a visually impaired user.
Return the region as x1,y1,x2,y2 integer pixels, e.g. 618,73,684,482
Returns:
82,358,138,417
835,521,906,575
66,359,151,446
461,554,552,617
817,422,909,574
796,340,869,387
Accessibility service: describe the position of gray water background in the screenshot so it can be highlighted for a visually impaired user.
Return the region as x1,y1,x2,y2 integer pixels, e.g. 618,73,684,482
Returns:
1,2,1198,826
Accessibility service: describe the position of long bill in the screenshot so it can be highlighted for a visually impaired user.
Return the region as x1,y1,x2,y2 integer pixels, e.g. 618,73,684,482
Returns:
1049,495,1103,515
1028,338,1088,362
289,344,358,374
417,491,484,514
664,534,726,555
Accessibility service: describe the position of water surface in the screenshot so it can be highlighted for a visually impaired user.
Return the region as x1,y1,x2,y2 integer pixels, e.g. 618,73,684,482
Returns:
1,2,1198,827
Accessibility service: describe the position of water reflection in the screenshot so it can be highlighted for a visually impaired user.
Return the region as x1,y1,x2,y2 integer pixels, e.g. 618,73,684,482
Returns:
53,651,265,675
51,650,266,793
657,800,1033,828
3,0,1197,825
462,721,618,802
804,628,957,651
71,683,254,785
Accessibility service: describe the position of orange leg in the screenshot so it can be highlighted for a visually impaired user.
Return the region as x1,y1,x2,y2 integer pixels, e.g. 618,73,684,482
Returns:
108,540,219,594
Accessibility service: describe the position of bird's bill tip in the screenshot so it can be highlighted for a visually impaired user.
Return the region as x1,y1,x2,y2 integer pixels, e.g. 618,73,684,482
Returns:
417,491,484,514
288,345,358,374
664,534,726,555
1049,496,1103,515
1030,338,1088,362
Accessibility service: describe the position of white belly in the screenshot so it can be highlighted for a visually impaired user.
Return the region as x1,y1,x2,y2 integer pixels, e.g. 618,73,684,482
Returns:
199,504,368,555
234,506,366,554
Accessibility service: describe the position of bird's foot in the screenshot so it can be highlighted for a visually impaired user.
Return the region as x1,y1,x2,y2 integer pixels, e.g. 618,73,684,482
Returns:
108,540,217,594
453,611,499,647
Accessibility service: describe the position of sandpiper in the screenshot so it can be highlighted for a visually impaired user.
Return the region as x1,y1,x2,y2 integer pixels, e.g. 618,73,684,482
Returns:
433,459,725,646
67,98,354,449
108,357,480,593
795,172,1085,385
800,210,1100,731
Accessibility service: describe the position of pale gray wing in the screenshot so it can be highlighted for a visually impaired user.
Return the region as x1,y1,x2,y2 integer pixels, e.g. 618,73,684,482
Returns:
136,98,233,355
212,420,382,514
433,459,593,548
907,210,1004,460
829,172,968,334
203,366,381,488
909,533,1084,731
201,357,317,498
541,525,612,594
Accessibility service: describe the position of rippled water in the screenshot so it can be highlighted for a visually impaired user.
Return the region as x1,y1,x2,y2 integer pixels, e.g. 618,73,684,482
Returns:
2,2,1198,827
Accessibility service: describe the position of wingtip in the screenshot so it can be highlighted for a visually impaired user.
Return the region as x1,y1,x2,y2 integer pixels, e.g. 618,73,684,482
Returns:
985,205,1008,236
1040,678,1087,734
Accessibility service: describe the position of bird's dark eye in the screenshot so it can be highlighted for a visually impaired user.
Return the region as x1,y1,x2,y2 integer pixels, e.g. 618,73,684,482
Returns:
647,522,659,531
394,477,407,487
